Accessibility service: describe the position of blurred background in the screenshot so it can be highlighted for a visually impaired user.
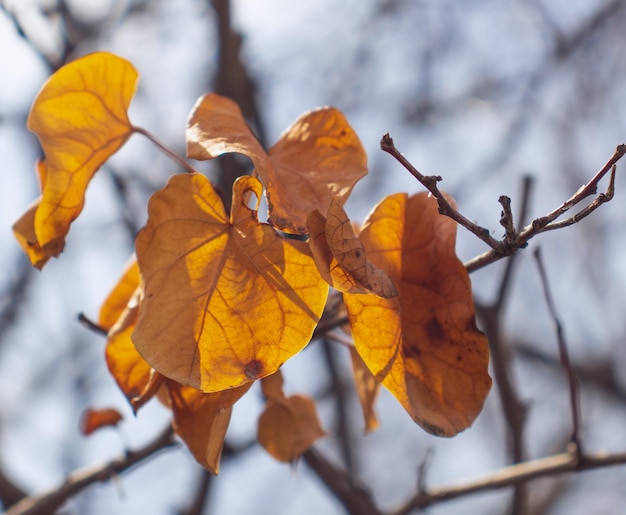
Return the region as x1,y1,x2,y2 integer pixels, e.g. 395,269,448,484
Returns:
1,1,626,514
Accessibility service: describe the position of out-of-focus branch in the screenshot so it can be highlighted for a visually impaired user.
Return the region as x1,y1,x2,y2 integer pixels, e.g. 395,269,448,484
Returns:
381,134,626,273
0,258,32,347
534,249,582,452
5,425,176,515
209,0,264,209
303,447,382,515
0,468,27,510
320,338,358,475
391,448,626,514
455,0,626,198
177,469,213,515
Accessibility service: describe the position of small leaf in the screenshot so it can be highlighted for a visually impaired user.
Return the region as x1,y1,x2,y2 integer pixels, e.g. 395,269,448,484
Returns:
133,174,328,392
80,407,123,435
186,94,367,234
26,51,138,257
257,372,326,462
165,380,252,474
307,199,398,298
349,346,381,433
344,192,491,436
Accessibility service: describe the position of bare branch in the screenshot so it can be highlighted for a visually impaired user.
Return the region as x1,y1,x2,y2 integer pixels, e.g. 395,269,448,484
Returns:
392,448,626,514
302,448,382,515
6,425,176,515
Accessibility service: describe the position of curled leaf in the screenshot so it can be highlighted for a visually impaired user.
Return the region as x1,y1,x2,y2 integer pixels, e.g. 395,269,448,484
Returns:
26,51,138,257
307,199,398,298
344,192,491,436
133,174,328,392
186,93,367,234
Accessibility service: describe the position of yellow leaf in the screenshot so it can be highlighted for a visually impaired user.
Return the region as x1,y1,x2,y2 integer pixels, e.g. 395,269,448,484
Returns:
99,255,140,331
105,289,153,404
307,199,398,298
257,371,326,462
12,160,51,269
344,192,491,436
27,51,138,257
187,94,367,234
349,346,381,433
165,380,252,474
133,174,328,392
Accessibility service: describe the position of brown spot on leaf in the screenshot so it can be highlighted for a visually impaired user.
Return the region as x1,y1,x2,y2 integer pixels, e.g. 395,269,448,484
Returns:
426,317,445,343
244,359,263,380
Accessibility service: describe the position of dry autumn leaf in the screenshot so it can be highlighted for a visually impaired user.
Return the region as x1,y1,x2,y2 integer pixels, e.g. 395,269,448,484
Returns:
133,173,328,392
98,256,140,331
257,371,326,462
307,198,397,298
97,257,153,404
165,379,251,474
186,93,367,234
80,407,123,436
344,192,491,436
23,51,138,258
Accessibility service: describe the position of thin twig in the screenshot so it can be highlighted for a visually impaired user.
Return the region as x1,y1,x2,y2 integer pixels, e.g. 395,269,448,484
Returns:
6,425,176,515
392,448,626,514
132,126,199,175
380,134,496,249
533,248,582,452
77,312,108,336
541,164,616,232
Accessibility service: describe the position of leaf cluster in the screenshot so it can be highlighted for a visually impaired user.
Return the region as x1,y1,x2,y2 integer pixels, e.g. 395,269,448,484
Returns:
13,52,491,472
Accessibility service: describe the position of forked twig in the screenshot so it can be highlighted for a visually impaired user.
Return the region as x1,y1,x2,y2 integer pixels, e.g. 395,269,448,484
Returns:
381,134,626,273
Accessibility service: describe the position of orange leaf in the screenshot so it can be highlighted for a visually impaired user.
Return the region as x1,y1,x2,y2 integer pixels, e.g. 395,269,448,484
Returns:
349,346,381,433
80,407,123,436
99,256,140,331
12,160,51,269
26,51,137,257
187,94,367,234
344,192,491,436
258,371,326,462
105,289,153,404
133,174,328,392
307,199,398,297
165,380,252,474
